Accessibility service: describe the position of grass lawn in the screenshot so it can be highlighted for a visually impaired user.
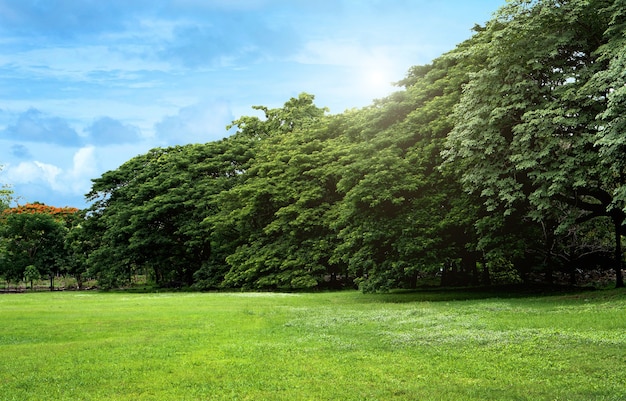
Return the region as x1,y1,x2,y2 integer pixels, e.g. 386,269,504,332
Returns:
1,288,625,400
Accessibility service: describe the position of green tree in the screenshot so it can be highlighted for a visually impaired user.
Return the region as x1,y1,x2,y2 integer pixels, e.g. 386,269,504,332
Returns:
0,167,9,287
23,265,40,290
443,0,625,286
64,213,90,289
207,93,340,290
589,0,626,285
0,211,67,290
330,33,488,291
85,138,246,288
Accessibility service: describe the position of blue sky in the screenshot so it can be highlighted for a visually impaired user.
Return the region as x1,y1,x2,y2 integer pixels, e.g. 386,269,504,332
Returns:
0,0,504,208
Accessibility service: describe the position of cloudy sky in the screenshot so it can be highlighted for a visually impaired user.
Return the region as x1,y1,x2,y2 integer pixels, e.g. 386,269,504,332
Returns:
0,0,503,208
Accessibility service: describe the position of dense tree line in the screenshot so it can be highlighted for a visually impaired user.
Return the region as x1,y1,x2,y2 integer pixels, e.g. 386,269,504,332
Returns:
1,0,624,291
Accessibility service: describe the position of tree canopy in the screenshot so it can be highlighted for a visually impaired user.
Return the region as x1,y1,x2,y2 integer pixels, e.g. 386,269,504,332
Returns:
0,203,79,289
443,0,626,286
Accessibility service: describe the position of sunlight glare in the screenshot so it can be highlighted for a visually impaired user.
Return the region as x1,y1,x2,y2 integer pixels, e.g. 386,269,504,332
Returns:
359,65,394,99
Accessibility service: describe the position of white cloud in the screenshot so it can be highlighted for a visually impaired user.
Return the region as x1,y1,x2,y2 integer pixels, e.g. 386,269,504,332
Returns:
0,108,82,146
154,100,235,146
84,117,143,145
67,146,98,194
0,45,172,83
3,146,97,197
5,161,61,188
294,39,368,67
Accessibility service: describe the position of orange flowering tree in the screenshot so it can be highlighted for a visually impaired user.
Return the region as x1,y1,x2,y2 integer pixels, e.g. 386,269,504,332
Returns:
0,202,80,289
2,203,79,223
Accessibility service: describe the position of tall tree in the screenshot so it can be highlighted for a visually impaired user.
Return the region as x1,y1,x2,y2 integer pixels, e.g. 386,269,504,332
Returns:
206,93,340,290
589,0,626,286
443,0,625,286
0,209,68,289
331,33,488,291
85,140,242,288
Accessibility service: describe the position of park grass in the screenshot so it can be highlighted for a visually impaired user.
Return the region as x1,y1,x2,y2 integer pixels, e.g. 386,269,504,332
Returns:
1,288,625,400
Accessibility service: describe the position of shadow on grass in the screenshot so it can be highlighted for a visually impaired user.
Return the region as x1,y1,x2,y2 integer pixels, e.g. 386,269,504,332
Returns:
356,284,625,304
99,281,626,305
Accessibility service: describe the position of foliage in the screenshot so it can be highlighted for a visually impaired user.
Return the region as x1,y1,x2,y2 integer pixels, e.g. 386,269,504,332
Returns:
85,140,243,288
2,203,79,221
0,202,81,289
23,265,40,289
443,0,626,286
331,34,488,291
0,210,68,288
204,93,341,290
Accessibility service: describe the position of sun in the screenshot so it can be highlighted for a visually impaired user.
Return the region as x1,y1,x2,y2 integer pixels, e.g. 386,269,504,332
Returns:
359,66,393,98
366,69,389,88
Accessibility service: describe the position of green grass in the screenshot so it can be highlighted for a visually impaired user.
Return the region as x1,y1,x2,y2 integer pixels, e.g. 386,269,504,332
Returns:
1,289,625,400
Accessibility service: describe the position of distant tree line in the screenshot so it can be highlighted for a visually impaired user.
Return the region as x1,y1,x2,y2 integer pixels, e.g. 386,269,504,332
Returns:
1,0,625,291
0,203,83,290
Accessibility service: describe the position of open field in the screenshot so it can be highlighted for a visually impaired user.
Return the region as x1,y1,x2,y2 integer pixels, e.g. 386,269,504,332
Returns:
1,288,625,400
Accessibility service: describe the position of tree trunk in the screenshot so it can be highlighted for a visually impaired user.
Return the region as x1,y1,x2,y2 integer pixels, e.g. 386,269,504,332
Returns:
613,217,624,288
569,265,577,286
543,225,555,285
481,256,491,286
462,251,480,286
